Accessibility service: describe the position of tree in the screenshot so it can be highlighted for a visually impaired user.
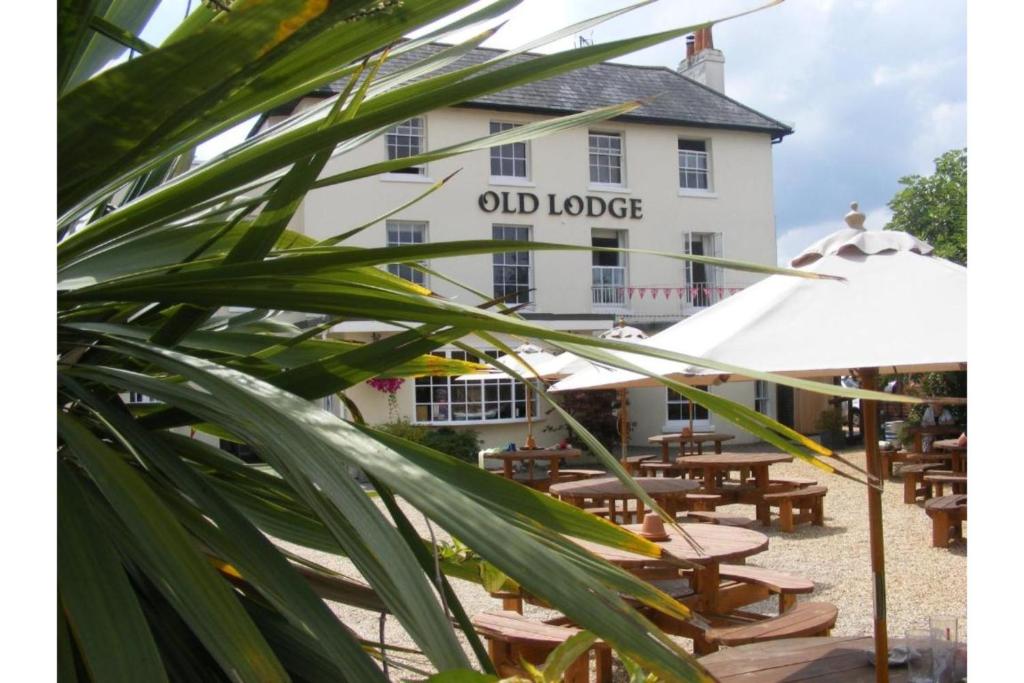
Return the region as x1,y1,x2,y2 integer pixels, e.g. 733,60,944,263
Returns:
57,2,856,680
885,148,967,265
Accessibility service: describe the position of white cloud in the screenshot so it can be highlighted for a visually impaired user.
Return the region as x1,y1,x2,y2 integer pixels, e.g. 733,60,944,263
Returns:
908,100,967,174
872,58,960,87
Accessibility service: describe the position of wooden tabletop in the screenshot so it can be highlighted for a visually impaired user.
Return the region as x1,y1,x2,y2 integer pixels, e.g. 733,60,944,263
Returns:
677,453,793,467
648,433,735,444
549,475,700,499
933,439,966,452
489,449,582,460
570,522,768,567
698,636,911,682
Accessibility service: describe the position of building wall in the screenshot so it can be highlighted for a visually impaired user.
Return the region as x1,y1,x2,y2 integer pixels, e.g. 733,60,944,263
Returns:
287,103,782,447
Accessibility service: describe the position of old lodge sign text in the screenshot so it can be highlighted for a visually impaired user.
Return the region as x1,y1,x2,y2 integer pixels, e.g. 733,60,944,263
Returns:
478,191,643,220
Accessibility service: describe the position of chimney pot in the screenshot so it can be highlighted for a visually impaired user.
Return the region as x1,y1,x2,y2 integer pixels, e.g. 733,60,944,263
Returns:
678,26,725,93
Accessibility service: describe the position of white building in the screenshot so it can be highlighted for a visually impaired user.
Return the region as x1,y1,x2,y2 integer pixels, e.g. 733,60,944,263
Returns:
261,30,794,449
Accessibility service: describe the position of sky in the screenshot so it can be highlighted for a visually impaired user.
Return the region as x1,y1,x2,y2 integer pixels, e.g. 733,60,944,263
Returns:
136,0,966,266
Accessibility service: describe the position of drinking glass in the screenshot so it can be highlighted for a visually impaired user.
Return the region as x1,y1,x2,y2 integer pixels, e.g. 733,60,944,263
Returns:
929,616,958,644
905,628,934,683
929,617,959,683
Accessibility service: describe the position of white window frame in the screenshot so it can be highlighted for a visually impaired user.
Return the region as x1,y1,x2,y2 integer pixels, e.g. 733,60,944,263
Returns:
491,224,534,307
386,220,428,286
413,350,540,425
384,117,427,177
591,228,628,310
588,131,625,189
755,380,772,416
664,386,713,432
677,138,713,194
682,231,724,310
489,121,531,184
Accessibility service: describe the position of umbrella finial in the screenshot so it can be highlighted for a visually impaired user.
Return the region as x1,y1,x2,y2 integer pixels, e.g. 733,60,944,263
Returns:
844,201,866,230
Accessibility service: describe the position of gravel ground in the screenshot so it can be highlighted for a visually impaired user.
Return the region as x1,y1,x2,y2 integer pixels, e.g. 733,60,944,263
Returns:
283,445,966,679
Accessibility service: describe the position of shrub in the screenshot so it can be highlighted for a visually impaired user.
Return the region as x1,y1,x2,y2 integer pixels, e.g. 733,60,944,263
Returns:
376,421,482,463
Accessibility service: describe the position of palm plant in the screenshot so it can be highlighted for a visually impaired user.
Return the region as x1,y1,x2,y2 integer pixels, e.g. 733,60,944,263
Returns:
57,1,885,680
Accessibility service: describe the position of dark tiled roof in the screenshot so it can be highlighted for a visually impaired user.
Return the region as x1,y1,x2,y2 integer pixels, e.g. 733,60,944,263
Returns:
327,43,793,139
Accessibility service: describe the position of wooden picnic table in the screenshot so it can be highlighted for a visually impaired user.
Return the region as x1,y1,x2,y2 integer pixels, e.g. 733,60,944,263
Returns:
699,636,916,682
489,449,581,490
933,438,967,473
677,453,794,525
570,522,769,617
648,432,736,461
550,475,700,521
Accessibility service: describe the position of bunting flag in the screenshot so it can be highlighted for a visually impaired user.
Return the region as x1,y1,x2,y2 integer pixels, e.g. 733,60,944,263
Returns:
619,286,743,300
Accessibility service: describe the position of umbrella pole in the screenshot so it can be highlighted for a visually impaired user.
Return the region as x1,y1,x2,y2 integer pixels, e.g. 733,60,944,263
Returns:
619,388,629,463
862,368,889,683
524,383,536,449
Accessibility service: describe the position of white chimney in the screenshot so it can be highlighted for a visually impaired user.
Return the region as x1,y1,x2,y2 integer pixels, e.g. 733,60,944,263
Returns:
678,26,725,93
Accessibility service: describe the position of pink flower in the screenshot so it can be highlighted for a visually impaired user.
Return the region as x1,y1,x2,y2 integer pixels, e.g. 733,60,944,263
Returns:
366,377,405,394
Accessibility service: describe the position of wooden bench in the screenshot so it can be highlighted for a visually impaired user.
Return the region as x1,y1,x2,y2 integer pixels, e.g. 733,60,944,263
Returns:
704,602,838,648
471,610,611,683
761,486,827,532
679,511,756,528
900,462,944,503
924,495,966,548
718,564,814,614
638,462,686,478
766,476,817,490
684,492,723,512
924,472,967,497
557,469,605,482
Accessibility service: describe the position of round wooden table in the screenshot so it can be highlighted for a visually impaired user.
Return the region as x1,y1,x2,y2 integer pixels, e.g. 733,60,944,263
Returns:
571,522,768,615
698,636,918,682
489,449,581,490
550,475,700,521
933,439,967,473
677,453,793,524
648,432,736,460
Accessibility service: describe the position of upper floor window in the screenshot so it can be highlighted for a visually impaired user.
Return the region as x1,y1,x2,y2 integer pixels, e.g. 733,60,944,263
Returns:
683,231,723,308
489,122,528,180
678,139,710,190
667,387,711,423
589,132,623,186
386,118,425,175
386,220,427,285
492,224,532,305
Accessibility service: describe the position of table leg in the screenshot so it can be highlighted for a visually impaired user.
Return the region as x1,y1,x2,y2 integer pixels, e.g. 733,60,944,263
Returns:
661,443,669,463
697,441,704,455
754,465,772,526
693,562,721,614
701,466,716,493
550,457,560,486
636,498,645,525
714,440,723,455
503,459,514,480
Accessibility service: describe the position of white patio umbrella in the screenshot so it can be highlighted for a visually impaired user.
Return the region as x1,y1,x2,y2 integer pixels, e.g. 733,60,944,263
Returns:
552,203,966,682
457,343,557,449
535,320,648,460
